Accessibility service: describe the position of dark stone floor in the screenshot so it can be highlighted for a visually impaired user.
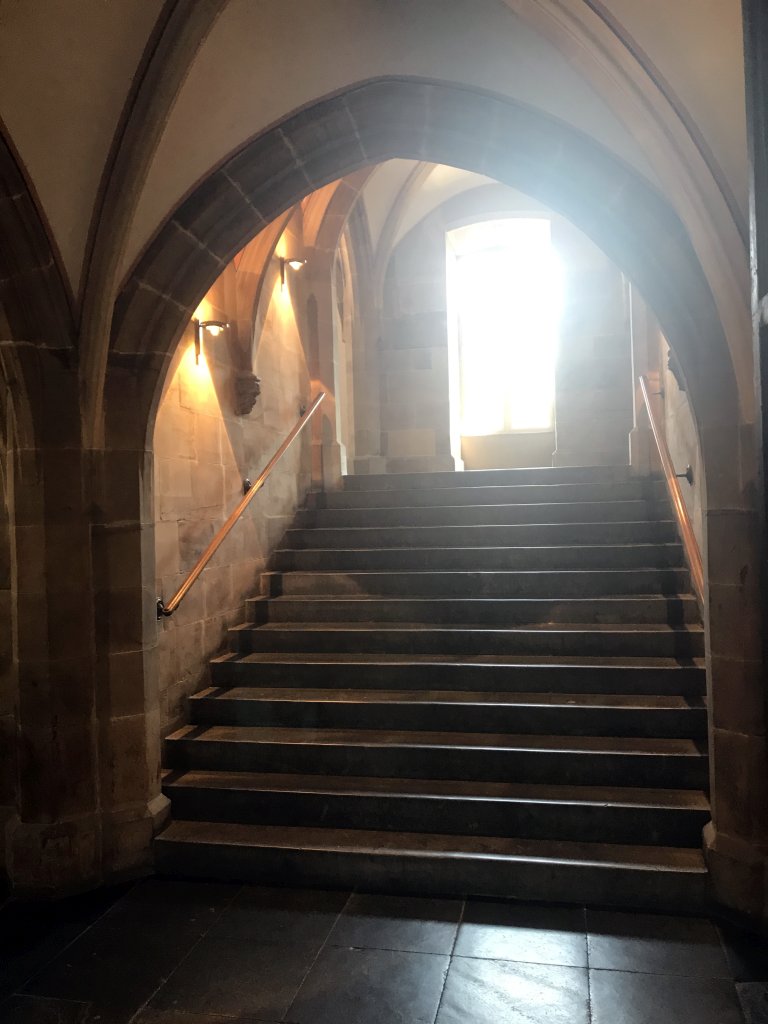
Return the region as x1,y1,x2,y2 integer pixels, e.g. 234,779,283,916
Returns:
1,878,767,1024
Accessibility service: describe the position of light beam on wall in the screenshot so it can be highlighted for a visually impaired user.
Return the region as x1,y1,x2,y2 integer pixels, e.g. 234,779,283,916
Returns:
194,318,229,365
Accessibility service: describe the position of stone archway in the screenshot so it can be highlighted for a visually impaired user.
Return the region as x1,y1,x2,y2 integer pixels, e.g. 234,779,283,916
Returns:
105,77,763,911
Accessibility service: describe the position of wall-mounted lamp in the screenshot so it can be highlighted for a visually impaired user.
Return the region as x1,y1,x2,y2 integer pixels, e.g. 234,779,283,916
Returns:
193,318,229,364
279,256,307,288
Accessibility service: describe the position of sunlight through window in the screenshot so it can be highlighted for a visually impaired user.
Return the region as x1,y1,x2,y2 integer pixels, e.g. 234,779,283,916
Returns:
448,218,562,436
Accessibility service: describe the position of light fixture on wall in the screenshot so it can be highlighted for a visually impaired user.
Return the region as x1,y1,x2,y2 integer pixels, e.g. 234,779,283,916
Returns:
279,256,307,288
193,319,229,364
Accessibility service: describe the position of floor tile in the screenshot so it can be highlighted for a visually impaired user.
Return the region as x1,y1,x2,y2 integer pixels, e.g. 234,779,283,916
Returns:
738,982,768,1024
134,1011,284,1024
590,968,744,1024
288,945,448,1024
721,924,768,981
587,908,730,977
150,936,318,1020
436,957,589,1024
207,885,348,947
0,884,131,999
23,880,237,1015
328,893,462,954
0,994,91,1023
453,901,587,967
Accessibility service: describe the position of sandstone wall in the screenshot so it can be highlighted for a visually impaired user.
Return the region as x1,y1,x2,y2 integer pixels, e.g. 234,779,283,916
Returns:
154,272,311,733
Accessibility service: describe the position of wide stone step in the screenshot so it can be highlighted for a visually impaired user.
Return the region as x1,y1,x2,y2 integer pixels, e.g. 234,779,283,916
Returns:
211,653,706,695
189,687,707,738
272,543,685,572
283,521,678,550
317,479,666,509
255,595,699,626
265,568,692,598
343,466,632,490
165,725,707,788
161,770,710,848
297,499,670,528
155,820,709,911
230,622,705,659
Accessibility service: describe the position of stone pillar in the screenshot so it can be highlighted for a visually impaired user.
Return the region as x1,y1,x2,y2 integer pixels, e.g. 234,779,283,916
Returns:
628,286,657,475
5,352,102,891
551,220,633,467
378,215,457,474
298,252,345,491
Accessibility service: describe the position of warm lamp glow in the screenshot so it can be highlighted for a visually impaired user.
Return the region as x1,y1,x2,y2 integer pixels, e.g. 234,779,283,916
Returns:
193,318,229,364
279,256,307,288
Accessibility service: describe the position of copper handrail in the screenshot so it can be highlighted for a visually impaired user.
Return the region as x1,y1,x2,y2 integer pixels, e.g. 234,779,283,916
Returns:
157,392,326,618
638,375,704,601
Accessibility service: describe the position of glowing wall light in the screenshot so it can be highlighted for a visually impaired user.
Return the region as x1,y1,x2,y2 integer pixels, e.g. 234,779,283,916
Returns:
193,318,229,364
279,256,307,289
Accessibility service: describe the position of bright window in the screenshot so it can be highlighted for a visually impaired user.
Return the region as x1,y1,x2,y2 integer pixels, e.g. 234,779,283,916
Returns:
448,218,561,436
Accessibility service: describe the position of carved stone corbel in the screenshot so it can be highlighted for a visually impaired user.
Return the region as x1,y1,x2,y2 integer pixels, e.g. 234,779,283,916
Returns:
233,370,261,416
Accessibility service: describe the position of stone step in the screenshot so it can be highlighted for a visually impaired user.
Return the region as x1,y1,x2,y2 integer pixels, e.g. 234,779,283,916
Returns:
189,687,707,738
316,479,666,509
283,521,678,550
265,568,692,598
165,725,708,788
254,595,700,626
230,622,705,659
342,465,632,490
297,499,670,528
210,653,707,696
272,543,685,572
161,770,710,848
155,820,709,911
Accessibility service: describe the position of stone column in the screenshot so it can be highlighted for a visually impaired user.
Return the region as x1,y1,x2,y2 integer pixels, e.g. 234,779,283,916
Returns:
5,352,102,891
296,253,345,491
628,286,658,475
378,216,457,474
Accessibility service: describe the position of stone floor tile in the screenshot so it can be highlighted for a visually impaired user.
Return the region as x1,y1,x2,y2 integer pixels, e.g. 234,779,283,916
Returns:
453,900,587,967
0,884,131,999
436,957,589,1024
149,937,318,1019
207,884,348,947
133,1011,285,1024
721,924,768,981
0,994,91,1023
587,908,730,977
22,881,237,1015
590,968,744,1024
738,982,768,1024
328,893,462,954
288,945,449,1024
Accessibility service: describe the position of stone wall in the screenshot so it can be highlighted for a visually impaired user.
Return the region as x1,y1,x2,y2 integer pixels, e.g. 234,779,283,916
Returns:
0,447,14,884
660,337,704,551
373,200,632,472
154,272,311,733
378,214,456,473
552,219,633,467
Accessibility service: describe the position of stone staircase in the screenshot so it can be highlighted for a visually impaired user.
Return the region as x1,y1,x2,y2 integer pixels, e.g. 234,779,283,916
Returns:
157,465,710,910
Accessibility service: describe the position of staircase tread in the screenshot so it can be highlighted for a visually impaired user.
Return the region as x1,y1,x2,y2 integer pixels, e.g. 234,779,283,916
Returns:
264,594,696,604
276,542,683,552
215,652,706,668
241,621,704,633
162,769,711,809
167,724,705,755
286,524,675,532
193,687,705,710
156,819,707,873
266,568,688,577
